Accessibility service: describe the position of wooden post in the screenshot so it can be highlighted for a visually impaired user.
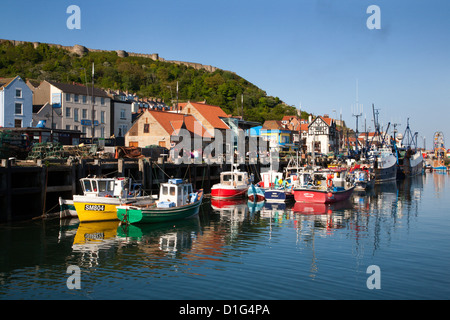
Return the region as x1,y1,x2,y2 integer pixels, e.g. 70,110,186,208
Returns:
118,158,124,177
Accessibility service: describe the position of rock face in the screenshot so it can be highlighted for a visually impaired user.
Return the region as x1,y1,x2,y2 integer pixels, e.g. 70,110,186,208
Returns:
116,50,128,58
71,44,88,56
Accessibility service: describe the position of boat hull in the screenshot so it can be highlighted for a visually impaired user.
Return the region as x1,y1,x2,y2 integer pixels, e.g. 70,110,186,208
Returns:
211,185,248,199
264,189,294,202
354,179,374,192
293,186,355,204
374,163,397,183
73,195,153,222
117,200,202,224
247,184,265,202
59,197,77,219
400,153,424,177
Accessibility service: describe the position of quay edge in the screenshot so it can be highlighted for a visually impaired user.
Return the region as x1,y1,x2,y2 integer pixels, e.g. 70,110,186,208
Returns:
0,157,305,223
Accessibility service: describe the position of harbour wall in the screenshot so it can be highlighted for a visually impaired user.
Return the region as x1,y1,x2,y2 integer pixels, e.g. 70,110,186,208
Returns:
0,157,299,223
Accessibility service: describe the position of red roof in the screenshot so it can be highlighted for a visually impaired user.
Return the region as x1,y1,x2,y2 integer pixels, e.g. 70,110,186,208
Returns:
180,102,230,130
146,110,211,138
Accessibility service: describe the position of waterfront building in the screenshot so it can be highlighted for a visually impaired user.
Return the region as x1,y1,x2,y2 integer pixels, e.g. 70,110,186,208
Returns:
0,76,33,128
178,101,230,139
261,120,296,152
30,80,111,139
125,109,210,150
306,115,338,154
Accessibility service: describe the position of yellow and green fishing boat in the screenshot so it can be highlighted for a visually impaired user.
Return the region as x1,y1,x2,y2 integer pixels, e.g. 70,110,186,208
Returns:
70,176,155,222
117,179,203,224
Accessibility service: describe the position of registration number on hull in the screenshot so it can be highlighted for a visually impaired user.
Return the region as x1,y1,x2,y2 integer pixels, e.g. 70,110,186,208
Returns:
84,204,105,211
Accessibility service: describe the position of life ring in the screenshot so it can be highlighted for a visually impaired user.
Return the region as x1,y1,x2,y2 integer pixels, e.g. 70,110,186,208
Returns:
326,174,333,188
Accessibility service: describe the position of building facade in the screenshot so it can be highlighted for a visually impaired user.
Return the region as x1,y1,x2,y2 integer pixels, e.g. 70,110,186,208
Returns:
306,115,338,154
0,76,33,128
32,80,111,138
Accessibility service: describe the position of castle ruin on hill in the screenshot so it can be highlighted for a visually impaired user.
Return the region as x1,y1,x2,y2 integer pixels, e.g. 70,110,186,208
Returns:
0,39,220,73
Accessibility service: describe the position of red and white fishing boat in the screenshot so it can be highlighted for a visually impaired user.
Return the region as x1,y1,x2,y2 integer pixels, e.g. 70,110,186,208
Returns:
293,171,355,204
211,168,249,199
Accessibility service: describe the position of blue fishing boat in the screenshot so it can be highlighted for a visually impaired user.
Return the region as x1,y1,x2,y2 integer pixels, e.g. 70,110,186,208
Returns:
247,184,265,202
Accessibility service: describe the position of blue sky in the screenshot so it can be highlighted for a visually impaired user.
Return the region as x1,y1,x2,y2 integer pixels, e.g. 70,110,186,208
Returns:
1,0,449,149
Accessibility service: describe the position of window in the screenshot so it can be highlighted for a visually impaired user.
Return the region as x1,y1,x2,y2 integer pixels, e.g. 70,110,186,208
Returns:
74,94,79,103
74,125,79,131
66,94,71,102
14,119,22,128
170,186,176,196
92,180,98,192
82,109,87,119
82,126,86,134
74,108,79,122
66,125,71,130
101,97,105,105
143,123,149,133
162,185,168,195
100,127,105,138
120,109,126,119
15,103,22,114
66,107,71,117
83,180,92,192
97,180,109,192
101,111,105,124
82,95,87,103
15,89,22,98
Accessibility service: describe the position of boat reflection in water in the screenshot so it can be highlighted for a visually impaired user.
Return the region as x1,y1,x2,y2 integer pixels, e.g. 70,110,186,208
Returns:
117,216,201,257
292,200,354,234
71,221,121,267
210,198,250,222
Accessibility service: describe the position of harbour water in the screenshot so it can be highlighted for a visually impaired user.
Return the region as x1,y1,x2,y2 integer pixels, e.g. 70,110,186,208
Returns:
1,172,450,301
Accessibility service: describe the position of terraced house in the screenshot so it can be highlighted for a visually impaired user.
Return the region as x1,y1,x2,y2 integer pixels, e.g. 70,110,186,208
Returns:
31,80,111,138
0,76,33,128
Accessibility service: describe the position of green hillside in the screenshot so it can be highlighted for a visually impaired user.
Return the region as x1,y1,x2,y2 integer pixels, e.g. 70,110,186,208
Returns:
0,40,301,124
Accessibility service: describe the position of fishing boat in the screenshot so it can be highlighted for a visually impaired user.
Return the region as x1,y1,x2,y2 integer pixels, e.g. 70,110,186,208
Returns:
211,167,249,199
70,176,155,222
368,146,398,183
261,154,297,202
247,183,265,202
293,171,355,204
398,148,424,177
117,179,203,224
348,165,374,192
396,120,424,178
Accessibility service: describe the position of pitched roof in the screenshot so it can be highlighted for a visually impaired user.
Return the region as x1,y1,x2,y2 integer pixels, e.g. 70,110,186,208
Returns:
181,101,230,130
309,116,334,127
146,110,211,138
0,76,18,90
262,120,285,130
46,80,110,98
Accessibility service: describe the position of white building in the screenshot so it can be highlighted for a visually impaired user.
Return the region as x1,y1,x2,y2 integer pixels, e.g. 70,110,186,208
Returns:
0,76,33,128
32,80,111,138
306,115,338,154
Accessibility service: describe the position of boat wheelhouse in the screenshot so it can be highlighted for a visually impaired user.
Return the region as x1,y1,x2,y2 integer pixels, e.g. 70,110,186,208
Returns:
71,176,154,222
117,179,203,224
211,170,249,199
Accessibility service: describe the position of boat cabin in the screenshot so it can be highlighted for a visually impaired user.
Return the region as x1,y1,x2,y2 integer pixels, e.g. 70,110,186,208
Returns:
80,177,142,198
157,179,195,208
261,170,283,188
220,171,249,187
